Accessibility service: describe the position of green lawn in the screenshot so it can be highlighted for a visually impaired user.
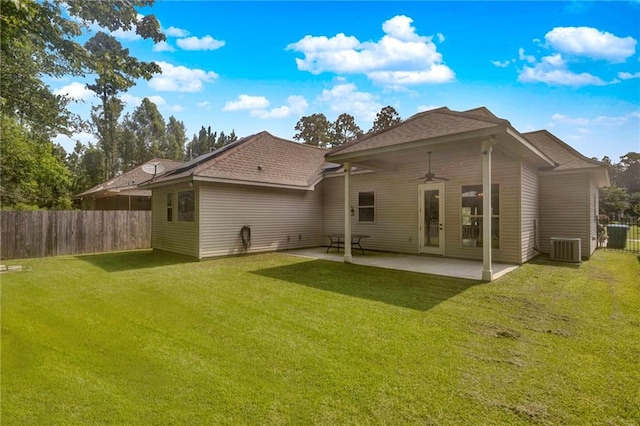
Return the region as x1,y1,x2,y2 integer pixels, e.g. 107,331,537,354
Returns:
2,250,639,424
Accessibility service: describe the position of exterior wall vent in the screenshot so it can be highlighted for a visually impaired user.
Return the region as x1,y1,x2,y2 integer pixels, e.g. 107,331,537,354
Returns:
550,238,581,263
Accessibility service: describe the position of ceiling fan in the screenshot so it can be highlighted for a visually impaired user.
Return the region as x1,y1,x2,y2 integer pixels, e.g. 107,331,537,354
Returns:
410,151,450,183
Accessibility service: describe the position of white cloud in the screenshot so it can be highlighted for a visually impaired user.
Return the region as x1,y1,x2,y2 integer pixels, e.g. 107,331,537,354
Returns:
153,41,175,52
149,61,219,92
368,66,454,85
618,71,640,80
316,84,382,122
197,101,211,108
545,26,637,63
519,66,607,86
287,15,454,87
53,82,94,101
166,104,184,112
542,53,565,67
518,48,536,64
165,26,190,37
121,94,167,106
176,35,225,51
251,96,308,119
491,60,511,68
515,26,637,86
436,33,445,43
549,113,590,126
223,95,270,111
549,111,639,127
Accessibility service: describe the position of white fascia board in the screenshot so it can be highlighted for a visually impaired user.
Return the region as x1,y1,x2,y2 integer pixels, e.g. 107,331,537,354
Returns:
193,176,316,191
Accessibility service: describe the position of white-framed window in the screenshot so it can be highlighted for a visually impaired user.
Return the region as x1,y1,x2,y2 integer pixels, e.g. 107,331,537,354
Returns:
178,190,195,222
358,191,375,223
167,193,173,222
461,184,499,248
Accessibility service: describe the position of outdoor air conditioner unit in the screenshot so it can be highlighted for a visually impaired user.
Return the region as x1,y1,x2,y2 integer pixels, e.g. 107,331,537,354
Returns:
550,238,581,263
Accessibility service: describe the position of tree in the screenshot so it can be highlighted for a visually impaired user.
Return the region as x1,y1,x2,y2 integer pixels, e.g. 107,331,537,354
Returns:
370,106,402,133
215,130,238,149
118,114,138,172
90,96,124,178
630,192,640,217
0,0,164,136
85,33,161,178
330,113,362,147
617,152,640,194
1,0,166,207
600,185,630,217
163,116,187,160
0,115,72,209
130,98,165,164
186,126,216,158
294,113,331,147
77,143,105,191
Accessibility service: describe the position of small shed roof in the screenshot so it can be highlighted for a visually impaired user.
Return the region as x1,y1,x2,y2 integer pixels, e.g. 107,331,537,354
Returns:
146,131,328,190
75,158,184,199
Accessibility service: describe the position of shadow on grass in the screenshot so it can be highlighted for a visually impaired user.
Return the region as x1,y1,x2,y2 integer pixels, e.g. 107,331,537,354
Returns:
76,249,197,272
252,259,478,311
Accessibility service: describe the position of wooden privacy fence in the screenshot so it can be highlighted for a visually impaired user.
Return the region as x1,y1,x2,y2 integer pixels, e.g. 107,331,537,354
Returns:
1,210,152,260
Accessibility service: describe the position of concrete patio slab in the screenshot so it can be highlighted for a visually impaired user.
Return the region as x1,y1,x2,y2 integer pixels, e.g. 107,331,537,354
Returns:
282,248,519,281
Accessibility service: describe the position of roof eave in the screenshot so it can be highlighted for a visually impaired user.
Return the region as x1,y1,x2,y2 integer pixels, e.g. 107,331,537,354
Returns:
193,176,318,191
326,125,503,163
141,176,194,190
506,128,555,167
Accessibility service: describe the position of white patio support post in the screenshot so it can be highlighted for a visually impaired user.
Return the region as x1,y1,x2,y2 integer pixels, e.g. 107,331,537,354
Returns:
344,161,353,263
481,140,493,281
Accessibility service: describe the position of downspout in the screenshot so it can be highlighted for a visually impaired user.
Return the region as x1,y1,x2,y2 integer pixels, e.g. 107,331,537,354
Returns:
344,162,353,263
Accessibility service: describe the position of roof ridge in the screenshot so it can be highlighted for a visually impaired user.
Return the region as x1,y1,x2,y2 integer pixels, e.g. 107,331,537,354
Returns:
327,107,453,157
260,131,330,151
441,107,509,126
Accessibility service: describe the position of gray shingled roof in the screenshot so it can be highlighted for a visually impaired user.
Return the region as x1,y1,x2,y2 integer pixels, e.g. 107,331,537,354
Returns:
523,130,605,171
149,131,328,189
327,107,507,158
75,158,184,198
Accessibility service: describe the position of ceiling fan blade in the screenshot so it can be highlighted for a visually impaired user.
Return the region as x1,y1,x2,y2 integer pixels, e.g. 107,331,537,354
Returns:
408,176,426,182
434,176,450,181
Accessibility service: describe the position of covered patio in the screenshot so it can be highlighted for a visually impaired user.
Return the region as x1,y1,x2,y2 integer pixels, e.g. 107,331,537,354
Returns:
283,248,519,281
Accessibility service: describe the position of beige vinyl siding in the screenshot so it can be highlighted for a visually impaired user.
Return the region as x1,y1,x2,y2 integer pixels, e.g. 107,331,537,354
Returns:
321,169,418,254
199,183,323,258
151,184,200,257
442,147,521,264
589,179,599,256
520,161,540,262
540,173,590,258
322,143,523,264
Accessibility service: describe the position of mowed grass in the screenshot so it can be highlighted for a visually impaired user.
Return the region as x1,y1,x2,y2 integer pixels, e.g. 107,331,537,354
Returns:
2,250,639,424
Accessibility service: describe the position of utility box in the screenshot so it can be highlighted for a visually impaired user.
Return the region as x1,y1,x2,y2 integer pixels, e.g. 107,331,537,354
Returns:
606,224,629,249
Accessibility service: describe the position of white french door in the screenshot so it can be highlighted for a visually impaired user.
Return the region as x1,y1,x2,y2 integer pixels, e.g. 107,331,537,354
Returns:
419,183,445,255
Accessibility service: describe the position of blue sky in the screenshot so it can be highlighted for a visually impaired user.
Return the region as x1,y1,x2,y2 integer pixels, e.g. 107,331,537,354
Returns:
52,1,639,162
